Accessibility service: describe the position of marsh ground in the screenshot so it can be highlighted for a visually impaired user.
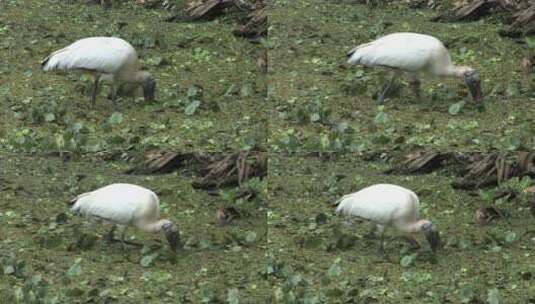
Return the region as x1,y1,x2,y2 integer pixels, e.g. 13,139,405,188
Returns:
0,152,267,302
268,154,535,303
269,0,535,152
0,0,266,152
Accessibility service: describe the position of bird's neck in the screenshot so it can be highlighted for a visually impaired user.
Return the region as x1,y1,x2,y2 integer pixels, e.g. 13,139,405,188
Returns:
118,70,145,84
140,220,166,233
436,64,468,78
400,221,424,233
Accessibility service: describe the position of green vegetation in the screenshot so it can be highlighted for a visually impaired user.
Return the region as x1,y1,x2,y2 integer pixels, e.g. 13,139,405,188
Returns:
268,154,535,303
0,0,266,153
0,152,267,302
270,1,535,152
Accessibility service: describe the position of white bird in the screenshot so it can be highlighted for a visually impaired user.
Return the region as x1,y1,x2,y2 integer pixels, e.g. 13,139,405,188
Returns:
347,32,482,108
70,183,181,253
42,37,156,107
335,183,441,252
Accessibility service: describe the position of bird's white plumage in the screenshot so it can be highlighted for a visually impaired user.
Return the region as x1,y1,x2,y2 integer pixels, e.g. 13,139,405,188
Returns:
71,183,160,231
42,37,138,75
347,32,452,74
335,184,419,232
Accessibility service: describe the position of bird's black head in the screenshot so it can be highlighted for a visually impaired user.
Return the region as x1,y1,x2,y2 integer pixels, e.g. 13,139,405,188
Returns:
421,221,441,252
463,69,483,109
142,75,156,102
162,221,182,253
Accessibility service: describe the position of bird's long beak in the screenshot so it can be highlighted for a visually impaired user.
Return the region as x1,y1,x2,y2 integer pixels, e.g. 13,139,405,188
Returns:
465,75,483,108
424,229,441,252
143,78,156,102
164,227,182,253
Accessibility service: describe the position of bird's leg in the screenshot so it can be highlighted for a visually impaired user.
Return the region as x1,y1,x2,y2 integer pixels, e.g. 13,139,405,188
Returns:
119,225,127,251
378,73,397,104
364,223,377,239
105,225,117,243
376,225,385,253
402,235,421,250
409,76,421,101
91,74,101,107
109,82,118,110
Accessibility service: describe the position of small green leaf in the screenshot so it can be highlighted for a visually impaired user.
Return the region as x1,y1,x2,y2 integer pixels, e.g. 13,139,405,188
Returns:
327,263,342,278
526,37,535,48
44,113,56,122
185,100,201,115
187,85,199,98
227,288,239,304
505,231,517,243
240,84,253,97
374,111,388,124
4,265,15,275
67,262,82,277
140,254,157,267
400,254,416,268
245,231,257,244
487,288,500,304
108,112,123,125
449,100,465,115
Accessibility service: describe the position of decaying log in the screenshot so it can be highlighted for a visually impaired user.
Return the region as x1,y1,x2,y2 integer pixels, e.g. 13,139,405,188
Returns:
383,150,450,174
166,0,255,22
233,7,267,40
387,150,535,190
431,0,516,22
192,151,267,189
125,150,267,190
506,4,535,35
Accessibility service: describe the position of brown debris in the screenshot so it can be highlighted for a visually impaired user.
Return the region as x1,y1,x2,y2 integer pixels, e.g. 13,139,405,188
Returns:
123,151,208,174
215,206,241,226
384,150,451,174
166,0,255,22
125,150,267,190
233,7,267,40
192,151,267,190
387,151,535,190
431,0,517,22
475,206,505,225
257,50,268,74
506,4,535,36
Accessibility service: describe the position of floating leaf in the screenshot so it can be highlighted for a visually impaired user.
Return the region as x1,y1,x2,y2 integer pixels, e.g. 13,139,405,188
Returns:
505,231,517,243
449,100,465,115
3,265,14,275
374,111,388,124
460,286,474,303
240,84,253,97
245,231,257,244
327,262,342,278
44,113,56,122
108,112,123,125
67,262,82,277
400,254,416,268
185,100,201,115
487,288,500,304
187,85,199,98
227,288,239,304
140,254,158,267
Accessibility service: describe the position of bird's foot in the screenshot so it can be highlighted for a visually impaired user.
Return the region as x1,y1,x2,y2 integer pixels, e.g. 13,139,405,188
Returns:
402,237,421,250
376,96,386,104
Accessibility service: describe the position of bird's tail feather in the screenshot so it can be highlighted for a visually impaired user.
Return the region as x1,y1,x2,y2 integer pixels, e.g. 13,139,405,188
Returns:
346,42,373,65
333,193,353,214
41,48,69,71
